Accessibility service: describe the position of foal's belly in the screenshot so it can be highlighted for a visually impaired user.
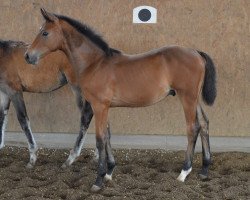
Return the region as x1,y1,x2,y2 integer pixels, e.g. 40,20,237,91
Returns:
110,59,171,107
111,84,170,107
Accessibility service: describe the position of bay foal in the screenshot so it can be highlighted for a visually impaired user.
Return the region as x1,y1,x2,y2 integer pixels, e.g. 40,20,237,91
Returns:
0,40,103,168
25,9,217,192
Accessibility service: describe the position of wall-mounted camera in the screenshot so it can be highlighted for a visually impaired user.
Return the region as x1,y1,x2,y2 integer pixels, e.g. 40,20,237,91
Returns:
133,6,157,24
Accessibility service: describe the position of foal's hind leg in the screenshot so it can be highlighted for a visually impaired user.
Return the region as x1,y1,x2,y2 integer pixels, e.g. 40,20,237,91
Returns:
177,94,200,182
11,92,37,168
197,105,211,179
0,91,10,149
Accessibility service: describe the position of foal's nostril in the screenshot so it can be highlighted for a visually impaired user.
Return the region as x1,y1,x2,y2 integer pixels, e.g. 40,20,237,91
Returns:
24,53,30,63
24,52,38,65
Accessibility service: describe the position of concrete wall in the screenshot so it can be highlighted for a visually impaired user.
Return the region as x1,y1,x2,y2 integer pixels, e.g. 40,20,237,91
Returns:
0,0,249,136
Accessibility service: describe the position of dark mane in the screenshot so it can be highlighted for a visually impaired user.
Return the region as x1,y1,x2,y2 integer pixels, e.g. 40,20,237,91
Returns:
55,14,120,57
0,40,28,51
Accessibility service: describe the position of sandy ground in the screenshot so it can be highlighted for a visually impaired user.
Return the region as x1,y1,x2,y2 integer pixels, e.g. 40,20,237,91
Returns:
0,146,249,200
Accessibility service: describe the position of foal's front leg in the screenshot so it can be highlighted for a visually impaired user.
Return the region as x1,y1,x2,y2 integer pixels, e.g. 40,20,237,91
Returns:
91,104,109,192
0,91,10,149
11,92,37,168
62,100,93,168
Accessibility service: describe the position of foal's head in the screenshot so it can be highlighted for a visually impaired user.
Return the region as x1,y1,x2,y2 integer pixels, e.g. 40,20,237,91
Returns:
25,8,119,65
25,8,64,64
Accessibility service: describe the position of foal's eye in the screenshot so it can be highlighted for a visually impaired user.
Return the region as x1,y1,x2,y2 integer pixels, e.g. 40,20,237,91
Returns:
42,31,48,37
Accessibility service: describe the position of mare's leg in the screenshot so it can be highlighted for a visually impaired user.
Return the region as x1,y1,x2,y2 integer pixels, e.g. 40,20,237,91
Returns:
104,123,115,181
11,92,37,168
91,104,109,192
0,91,10,149
197,105,211,179
177,93,200,182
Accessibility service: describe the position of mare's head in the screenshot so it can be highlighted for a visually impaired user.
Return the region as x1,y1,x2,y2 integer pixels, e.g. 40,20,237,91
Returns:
25,8,64,65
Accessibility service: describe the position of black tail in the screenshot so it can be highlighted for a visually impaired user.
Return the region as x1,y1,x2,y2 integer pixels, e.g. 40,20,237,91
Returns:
198,51,217,106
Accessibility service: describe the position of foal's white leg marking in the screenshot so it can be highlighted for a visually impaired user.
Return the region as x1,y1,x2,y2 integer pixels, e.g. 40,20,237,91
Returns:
93,147,99,162
0,113,8,149
74,132,86,157
177,167,192,182
0,92,9,149
26,120,38,168
104,173,112,181
62,128,87,168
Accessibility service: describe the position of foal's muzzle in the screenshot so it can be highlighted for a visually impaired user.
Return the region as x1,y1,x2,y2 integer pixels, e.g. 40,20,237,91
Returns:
24,52,38,65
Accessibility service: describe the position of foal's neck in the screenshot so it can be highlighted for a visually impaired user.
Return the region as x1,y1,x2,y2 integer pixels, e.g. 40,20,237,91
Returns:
60,23,104,73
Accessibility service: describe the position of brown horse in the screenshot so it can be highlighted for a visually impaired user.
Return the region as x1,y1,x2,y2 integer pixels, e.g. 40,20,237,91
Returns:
25,9,217,192
0,39,103,168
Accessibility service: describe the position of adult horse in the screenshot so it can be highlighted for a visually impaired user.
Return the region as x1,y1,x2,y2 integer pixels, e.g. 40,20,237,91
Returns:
0,40,103,168
25,9,217,192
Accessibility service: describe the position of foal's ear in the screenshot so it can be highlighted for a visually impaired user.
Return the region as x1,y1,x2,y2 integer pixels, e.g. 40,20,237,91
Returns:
40,8,58,22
